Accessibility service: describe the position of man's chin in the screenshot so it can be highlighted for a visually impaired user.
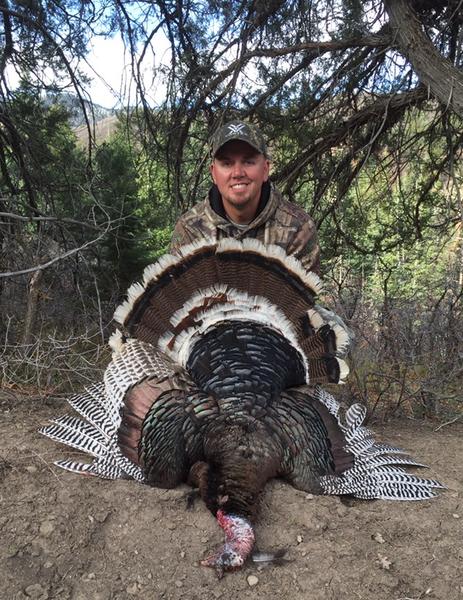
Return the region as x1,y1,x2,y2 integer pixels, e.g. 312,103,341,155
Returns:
225,197,252,208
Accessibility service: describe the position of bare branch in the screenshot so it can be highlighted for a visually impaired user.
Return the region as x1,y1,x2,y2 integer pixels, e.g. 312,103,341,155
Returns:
0,211,101,230
0,226,109,279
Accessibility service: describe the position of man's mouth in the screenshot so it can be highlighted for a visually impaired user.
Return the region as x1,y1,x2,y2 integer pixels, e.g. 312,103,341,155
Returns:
231,183,249,190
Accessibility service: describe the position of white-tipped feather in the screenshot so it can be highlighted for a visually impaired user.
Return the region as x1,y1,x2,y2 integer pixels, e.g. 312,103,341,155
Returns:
336,358,350,383
108,329,125,354
176,237,216,259
332,323,350,356
308,307,352,357
142,253,178,285
169,284,230,327
217,237,323,295
307,308,325,330
113,281,145,326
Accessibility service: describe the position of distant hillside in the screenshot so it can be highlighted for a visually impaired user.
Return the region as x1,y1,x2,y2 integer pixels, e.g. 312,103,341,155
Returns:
44,91,115,128
74,114,120,146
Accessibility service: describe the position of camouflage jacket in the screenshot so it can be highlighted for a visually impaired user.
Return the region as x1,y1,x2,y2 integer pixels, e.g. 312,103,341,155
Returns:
170,183,320,274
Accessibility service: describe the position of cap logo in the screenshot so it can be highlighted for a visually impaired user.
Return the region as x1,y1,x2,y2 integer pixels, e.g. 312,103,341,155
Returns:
226,123,246,137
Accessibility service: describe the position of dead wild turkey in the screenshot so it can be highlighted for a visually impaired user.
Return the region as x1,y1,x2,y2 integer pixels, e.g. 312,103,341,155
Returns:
40,239,443,576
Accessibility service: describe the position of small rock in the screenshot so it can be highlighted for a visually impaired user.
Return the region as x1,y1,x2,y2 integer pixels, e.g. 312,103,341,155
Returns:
200,537,209,543
247,575,259,587
296,534,303,544
305,494,314,500
212,591,222,599
301,550,307,557
24,583,48,599
126,583,138,595
452,513,460,519
6,546,19,558
39,521,55,536
44,561,54,569
95,511,110,523
372,532,385,544
88,515,94,523
377,553,392,570
25,466,38,473
30,542,42,557
180,551,186,558
166,521,176,530
175,580,183,588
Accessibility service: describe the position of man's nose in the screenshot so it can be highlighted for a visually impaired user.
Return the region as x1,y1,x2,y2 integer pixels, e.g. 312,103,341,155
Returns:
231,162,245,177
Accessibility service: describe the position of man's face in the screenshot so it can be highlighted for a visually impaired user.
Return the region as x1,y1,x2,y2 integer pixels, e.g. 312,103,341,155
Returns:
210,140,270,221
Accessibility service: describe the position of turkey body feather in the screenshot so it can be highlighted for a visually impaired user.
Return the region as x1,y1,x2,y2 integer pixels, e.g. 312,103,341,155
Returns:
40,240,444,576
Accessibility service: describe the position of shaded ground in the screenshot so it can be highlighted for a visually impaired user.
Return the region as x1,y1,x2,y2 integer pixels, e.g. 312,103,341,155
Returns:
0,393,461,600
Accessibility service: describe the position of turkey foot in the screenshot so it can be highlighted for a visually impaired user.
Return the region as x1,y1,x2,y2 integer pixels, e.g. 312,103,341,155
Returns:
185,489,200,510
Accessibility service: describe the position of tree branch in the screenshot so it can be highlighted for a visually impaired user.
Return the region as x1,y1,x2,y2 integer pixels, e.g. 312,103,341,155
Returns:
0,227,110,278
0,211,101,230
273,86,427,185
384,0,463,117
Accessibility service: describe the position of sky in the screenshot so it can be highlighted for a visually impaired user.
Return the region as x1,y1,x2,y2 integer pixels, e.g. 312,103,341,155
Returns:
4,31,171,110
81,33,171,109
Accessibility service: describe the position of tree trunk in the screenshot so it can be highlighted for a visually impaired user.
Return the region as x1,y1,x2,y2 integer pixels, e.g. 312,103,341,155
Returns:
384,0,463,118
22,269,43,346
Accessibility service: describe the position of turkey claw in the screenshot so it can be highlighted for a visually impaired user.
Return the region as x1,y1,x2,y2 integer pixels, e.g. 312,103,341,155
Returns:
185,489,200,510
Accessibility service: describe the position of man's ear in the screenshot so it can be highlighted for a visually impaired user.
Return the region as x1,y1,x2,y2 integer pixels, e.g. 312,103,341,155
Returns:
263,159,270,181
210,162,216,184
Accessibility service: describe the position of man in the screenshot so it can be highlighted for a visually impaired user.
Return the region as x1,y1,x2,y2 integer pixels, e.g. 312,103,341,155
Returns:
170,120,320,274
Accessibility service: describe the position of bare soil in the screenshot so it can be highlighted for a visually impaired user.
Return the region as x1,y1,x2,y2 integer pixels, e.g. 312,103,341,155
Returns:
0,393,461,600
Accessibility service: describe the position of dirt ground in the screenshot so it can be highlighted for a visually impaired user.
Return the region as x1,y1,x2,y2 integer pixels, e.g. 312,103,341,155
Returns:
0,392,461,600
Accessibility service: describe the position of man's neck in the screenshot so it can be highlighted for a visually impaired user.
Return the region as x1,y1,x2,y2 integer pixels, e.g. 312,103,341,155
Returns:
223,202,259,225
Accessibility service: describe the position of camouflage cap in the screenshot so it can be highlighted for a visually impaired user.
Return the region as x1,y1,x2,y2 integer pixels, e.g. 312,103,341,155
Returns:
210,120,268,157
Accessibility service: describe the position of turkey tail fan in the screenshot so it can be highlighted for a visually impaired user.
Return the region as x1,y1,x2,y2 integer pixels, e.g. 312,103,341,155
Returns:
280,386,445,501
113,239,350,384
